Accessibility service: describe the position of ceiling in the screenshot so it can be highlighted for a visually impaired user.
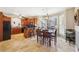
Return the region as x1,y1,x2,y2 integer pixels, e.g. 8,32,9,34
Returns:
0,7,70,17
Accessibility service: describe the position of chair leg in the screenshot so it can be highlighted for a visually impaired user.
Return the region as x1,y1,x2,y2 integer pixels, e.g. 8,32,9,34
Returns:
49,38,51,47
37,35,38,43
42,37,45,45
54,37,57,46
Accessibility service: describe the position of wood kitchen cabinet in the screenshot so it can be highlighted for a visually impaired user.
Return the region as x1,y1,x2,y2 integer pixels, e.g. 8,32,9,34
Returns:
0,12,3,41
11,27,21,34
0,12,11,42
21,17,38,27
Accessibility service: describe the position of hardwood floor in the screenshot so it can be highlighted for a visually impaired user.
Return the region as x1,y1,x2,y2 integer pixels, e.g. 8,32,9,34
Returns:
0,33,75,52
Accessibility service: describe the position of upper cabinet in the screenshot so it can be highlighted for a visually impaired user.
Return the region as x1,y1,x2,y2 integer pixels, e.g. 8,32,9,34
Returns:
21,17,38,27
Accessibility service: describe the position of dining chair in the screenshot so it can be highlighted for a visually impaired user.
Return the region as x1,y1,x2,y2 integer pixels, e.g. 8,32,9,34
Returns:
43,30,52,47
43,30,57,46
51,29,57,45
36,29,43,44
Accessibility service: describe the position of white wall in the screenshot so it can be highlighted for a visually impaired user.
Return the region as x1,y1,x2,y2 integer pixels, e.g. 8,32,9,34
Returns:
66,8,75,29
11,18,21,28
